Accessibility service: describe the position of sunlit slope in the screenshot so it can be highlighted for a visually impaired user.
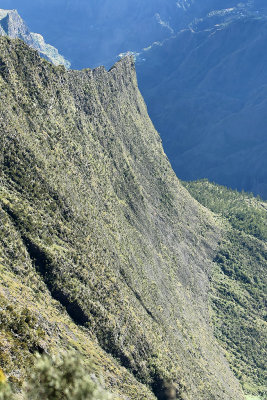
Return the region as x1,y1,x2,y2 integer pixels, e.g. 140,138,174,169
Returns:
183,180,267,398
0,37,244,399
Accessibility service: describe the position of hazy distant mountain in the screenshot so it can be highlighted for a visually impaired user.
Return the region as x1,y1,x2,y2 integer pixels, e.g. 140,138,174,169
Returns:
0,0,226,69
0,9,70,68
0,0,184,68
137,1,267,198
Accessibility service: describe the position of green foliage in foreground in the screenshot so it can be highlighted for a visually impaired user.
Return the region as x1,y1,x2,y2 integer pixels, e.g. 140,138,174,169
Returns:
183,180,267,398
0,353,113,400
183,179,267,241
0,384,12,400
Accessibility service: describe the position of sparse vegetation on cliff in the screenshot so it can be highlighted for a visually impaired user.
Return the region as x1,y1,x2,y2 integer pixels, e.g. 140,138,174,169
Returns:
0,36,264,400
183,180,267,398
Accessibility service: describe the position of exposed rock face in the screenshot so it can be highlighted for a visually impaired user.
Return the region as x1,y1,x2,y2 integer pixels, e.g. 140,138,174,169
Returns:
0,9,70,68
0,37,245,399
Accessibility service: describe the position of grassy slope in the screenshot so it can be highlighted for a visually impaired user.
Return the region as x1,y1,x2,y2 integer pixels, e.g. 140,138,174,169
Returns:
183,180,267,398
0,239,155,400
0,37,245,399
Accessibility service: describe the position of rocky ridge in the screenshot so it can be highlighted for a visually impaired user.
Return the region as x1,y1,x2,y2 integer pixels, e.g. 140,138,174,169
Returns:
0,9,70,68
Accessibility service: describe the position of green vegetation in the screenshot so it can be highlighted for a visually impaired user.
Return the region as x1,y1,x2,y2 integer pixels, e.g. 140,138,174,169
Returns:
183,180,267,398
183,179,267,241
0,353,113,400
26,353,112,400
246,397,262,400
0,294,46,388
0,296,45,350
0,384,13,400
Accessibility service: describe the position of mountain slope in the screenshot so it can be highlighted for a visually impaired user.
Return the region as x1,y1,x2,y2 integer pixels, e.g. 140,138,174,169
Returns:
0,37,245,400
183,180,267,397
0,9,70,68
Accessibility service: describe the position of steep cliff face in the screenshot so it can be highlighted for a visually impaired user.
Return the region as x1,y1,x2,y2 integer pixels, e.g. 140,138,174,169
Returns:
0,37,245,400
0,9,70,68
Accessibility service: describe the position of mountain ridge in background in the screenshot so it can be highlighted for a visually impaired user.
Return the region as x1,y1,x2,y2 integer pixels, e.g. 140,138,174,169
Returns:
137,1,267,199
0,9,70,68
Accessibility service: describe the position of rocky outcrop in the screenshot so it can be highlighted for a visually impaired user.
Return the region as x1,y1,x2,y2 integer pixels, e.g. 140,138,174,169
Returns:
0,9,70,68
